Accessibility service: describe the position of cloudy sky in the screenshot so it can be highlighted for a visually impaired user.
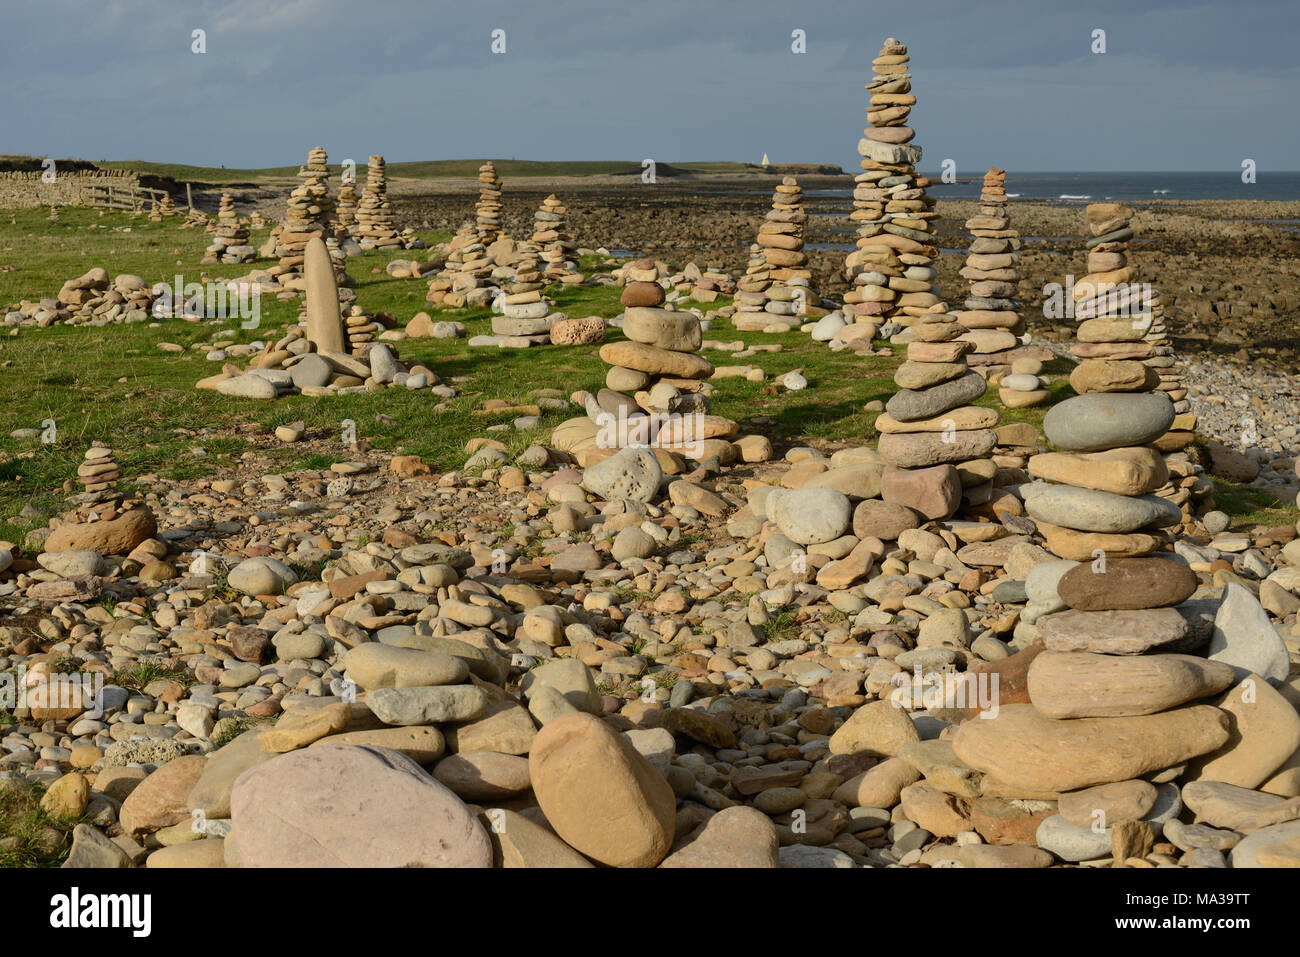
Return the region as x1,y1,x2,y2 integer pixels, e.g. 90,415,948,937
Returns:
3,0,1296,171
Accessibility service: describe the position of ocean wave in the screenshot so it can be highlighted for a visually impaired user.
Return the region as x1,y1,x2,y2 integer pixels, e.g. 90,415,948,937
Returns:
1059,193,1091,200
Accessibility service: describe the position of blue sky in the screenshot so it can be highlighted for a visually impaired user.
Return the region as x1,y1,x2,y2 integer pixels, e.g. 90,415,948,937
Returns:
3,0,1297,171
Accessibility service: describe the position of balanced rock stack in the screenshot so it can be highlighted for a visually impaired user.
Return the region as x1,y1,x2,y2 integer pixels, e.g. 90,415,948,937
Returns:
354,155,403,250
735,177,815,333
147,199,162,222
274,146,334,288
875,303,999,520
77,443,122,496
532,194,581,282
1145,288,1197,451
343,302,388,355
42,441,157,557
159,194,176,218
842,39,939,336
489,251,554,346
955,168,1049,409
335,178,358,231
202,192,255,265
590,258,738,458
475,162,503,244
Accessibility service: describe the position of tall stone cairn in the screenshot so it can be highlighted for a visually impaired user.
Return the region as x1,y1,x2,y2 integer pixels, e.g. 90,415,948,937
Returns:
843,39,940,336
354,155,402,250
876,302,999,521
336,178,358,231
956,168,1048,409
203,192,254,264
159,194,176,217
1145,288,1197,451
1021,204,1180,562
735,176,815,333
476,162,503,244
533,194,580,282
275,146,334,285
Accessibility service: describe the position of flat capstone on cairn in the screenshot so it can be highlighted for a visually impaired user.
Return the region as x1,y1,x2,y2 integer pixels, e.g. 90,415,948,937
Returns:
196,237,446,400
734,176,819,333
202,192,255,265
841,39,940,350
957,168,1052,409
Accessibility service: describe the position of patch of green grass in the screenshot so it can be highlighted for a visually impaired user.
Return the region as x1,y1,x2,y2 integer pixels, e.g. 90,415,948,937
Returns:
761,609,799,644
0,780,81,868
211,716,250,748
1208,477,1300,528
110,662,189,692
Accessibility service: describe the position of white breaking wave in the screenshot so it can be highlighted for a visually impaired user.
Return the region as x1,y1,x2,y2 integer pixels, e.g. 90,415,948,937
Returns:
1059,193,1091,200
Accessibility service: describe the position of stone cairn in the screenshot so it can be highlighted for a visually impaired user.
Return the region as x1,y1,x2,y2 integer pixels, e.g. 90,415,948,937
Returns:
427,227,495,308
273,146,335,289
47,205,59,223
957,168,1050,409
532,194,581,282
1145,288,1197,452
147,199,162,222
354,155,403,250
159,194,176,218
476,162,503,244
735,176,815,333
41,441,158,557
587,259,739,459
202,193,255,265
949,552,1239,865
11,268,157,327
1023,205,1182,562
875,303,999,521
842,39,940,340
335,177,358,232
198,237,442,399
490,250,554,346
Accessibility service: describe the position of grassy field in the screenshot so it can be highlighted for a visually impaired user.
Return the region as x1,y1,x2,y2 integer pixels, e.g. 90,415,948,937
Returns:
1,206,1295,548
92,159,761,186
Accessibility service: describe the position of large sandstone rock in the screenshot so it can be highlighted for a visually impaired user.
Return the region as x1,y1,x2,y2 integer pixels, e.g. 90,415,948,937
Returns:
344,644,469,690
828,700,920,757
1027,651,1237,718
44,508,156,555
599,341,713,379
528,712,676,868
952,702,1230,792
1056,556,1198,610
1184,675,1300,789
119,755,208,838
1027,447,1168,495
303,237,345,352
659,806,780,867
581,446,663,503
622,307,702,352
229,745,491,867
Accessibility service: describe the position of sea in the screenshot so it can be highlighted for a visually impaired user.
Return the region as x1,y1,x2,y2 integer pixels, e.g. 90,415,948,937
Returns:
912,171,1300,203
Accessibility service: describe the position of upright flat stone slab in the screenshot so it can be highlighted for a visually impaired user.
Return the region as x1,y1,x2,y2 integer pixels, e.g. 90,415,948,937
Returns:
304,237,345,353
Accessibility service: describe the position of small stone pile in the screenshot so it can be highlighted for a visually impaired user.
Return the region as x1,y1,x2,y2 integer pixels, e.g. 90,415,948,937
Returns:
427,227,495,309
476,162,503,244
48,205,59,223
202,193,255,265
147,199,162,222
562,258,739,461
531,194,581,282
735,177,815,333
183,206,210,229
198,238,442,399
4,269,156,327
842,39,940,339
354,156,403,250
159,194,176,218
875,303,999,520
487,251,554,347
40,442,157,556
954,168,1050,409
273,146,334,289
